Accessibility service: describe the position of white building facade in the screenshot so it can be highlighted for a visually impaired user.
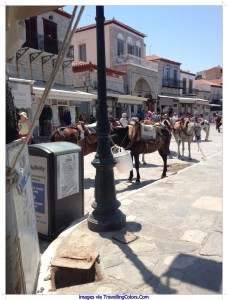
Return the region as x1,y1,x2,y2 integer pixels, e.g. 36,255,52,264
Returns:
6,8,96,139
72,19,159,118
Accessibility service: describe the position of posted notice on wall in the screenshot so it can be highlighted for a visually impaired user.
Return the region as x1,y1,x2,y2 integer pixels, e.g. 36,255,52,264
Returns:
57,153,79,200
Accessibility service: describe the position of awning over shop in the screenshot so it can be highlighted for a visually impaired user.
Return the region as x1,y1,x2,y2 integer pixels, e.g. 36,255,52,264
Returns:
118,95,147,105
106,93,147,105
195,100,210,105
106,93,120,98
9,77,35,84
32,86,97,102
158,95,210,105
208,104,222,107
158,95,195,103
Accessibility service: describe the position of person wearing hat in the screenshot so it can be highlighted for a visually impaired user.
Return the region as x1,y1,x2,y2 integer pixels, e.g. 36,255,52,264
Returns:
18,112,33,144
119,112,128,127
145,111,152,120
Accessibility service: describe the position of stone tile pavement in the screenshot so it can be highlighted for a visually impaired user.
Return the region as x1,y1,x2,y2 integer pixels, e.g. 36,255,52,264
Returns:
36,124,224,296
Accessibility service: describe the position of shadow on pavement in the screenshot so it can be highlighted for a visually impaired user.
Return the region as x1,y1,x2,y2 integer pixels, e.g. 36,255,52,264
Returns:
160,253,222,293
100,222,177,294
100,224,222,294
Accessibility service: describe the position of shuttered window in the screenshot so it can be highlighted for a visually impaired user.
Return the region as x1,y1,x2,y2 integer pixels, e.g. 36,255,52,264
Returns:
79,44,86,62
117,39,124,56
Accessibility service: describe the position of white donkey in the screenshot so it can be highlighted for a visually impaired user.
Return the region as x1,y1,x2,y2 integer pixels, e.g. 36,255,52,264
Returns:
199,120,210,141
172,120,201,160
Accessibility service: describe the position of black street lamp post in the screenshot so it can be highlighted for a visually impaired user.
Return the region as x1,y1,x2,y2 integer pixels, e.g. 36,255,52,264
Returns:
87,6,126,232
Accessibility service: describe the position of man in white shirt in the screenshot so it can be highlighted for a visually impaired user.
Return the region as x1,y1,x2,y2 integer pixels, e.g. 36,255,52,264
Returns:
120,112,128,127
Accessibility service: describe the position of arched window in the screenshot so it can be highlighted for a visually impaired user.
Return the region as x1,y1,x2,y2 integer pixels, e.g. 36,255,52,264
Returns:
135,40,141,58
127,37,133,55
117,33,124,56
165,66,170,82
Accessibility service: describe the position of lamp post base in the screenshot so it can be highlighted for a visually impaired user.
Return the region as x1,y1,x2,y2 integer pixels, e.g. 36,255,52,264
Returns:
87,209,126,232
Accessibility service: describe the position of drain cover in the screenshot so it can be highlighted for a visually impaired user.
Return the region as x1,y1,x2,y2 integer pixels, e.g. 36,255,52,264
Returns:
51,248,99,269
112,231,138,244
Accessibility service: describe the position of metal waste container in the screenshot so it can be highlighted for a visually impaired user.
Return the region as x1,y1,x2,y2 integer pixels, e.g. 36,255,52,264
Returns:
28,142,84,240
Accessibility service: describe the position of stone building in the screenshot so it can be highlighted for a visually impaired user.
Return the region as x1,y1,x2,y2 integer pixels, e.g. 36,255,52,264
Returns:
72,61,130,118
72,18,158,118
71,15,217,119
195,66,222,80
195,78,222,119
180,70,196,97
194,66,222,118
6,8,96,139
145,55,214,119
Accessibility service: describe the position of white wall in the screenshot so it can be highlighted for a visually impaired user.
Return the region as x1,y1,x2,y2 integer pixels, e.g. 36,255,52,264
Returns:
72,28,97,64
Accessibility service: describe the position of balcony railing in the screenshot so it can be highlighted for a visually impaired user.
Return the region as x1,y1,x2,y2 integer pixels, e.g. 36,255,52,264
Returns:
112,54,158,72
162,79,182,89
22,30,74,59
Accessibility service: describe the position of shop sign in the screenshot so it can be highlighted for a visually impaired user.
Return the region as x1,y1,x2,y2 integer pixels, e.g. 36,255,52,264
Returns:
9,81,32,108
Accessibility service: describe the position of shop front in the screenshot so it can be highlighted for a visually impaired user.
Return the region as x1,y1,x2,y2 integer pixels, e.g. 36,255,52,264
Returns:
158,95,211,119
31,86,97,138
117,95,148,118
102,93,147,119
105,94,147,119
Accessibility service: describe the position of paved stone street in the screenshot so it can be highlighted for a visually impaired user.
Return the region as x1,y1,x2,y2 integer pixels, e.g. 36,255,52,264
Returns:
37,123,223,295
83,123,222,215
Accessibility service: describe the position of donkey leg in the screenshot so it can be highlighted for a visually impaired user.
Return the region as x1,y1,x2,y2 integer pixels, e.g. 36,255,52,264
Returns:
134,155,141,183
168,134,172,154
188,142,192,160
205,125,210,141
127,154,134,183
182,141,185,157
126,170,134,183
158,148,168,178
177,141,181,158
142,153,147,164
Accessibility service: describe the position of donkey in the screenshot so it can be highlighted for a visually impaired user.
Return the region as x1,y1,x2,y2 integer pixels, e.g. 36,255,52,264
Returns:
172,119,201,160
110,119,171,183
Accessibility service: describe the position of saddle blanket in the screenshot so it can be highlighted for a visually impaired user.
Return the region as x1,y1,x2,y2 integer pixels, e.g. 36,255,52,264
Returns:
140,123,157,140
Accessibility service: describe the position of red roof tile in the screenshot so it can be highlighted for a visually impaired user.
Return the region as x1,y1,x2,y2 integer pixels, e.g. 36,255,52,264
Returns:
72,60,126,76
76,18,146,37
145,55,181,66
54,8,72,19
195,79,222,87
180,70,196,76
